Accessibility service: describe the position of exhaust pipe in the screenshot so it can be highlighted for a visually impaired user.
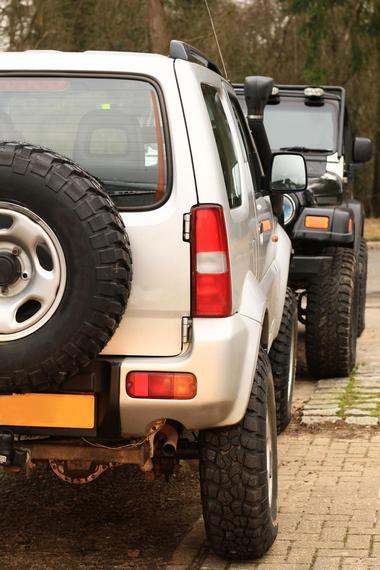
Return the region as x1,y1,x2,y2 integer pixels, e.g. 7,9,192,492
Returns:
160,423,180,457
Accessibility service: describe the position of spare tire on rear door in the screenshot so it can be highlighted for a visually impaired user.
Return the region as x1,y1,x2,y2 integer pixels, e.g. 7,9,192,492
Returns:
0,143,132,392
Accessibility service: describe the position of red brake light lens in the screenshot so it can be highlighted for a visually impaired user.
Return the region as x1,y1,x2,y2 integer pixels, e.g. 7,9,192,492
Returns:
191,205,232,317
126,372,197,400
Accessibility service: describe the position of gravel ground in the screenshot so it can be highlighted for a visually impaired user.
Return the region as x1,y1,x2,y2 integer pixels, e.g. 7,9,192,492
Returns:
0,461,201,569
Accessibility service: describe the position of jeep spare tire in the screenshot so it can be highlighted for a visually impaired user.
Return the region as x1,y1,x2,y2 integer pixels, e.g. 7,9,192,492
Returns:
0,143,132,392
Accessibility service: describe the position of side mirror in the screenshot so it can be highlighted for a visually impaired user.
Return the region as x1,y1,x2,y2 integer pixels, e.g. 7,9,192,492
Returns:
270,152,307,193
353,137,372,163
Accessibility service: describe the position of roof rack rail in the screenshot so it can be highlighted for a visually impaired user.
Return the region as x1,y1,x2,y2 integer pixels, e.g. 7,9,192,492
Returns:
169,40,223,76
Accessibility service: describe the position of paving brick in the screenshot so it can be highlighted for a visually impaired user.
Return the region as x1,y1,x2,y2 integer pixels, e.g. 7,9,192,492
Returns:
302,416,338,425
340,559,375,570
345,408,375,416
345,534,371,550
317,549,369,558
320,526,347,541
286,549,315,564
346,416,378,425
313,558,341,570
256,562,310,570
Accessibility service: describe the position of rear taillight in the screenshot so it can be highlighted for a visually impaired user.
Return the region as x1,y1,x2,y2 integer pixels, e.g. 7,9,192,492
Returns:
126,372,197,399
191,205,232,317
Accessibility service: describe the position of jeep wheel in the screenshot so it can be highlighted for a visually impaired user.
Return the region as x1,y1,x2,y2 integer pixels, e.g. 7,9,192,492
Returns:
269,287,297,433
0,143,132,392
305,247,358,378
357,238,368,337
199,347,278,560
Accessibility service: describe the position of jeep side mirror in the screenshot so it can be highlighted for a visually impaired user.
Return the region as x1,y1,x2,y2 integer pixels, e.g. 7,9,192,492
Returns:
353,137,372,163
270,152,307,193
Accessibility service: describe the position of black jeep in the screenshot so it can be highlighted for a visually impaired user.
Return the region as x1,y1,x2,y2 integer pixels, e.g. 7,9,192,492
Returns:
235,80,372,378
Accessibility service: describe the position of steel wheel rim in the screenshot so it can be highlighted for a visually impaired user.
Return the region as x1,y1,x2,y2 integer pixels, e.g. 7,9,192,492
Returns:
0,202,66,341
266,410,274,511
287,317,297,403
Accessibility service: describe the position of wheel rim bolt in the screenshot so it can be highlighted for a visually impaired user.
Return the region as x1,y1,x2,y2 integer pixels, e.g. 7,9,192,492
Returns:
12,247,20,256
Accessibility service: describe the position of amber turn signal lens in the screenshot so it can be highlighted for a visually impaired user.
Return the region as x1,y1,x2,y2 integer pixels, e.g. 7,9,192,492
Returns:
304,215,330,230
126,372,197,400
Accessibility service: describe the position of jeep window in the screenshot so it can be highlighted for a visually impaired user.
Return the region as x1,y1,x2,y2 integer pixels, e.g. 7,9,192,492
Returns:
263,99,339,153
202,84,242,209
0,76,169,209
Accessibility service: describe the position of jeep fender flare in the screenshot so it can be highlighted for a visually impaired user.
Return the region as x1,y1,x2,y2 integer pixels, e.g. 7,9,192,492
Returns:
344,199,364,255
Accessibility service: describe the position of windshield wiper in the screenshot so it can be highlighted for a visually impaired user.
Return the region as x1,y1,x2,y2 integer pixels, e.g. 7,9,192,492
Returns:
280,146,333,153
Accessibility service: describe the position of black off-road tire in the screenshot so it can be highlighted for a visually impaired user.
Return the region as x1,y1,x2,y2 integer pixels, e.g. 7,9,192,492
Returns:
357,238,368,337
0,143,132,392
269,287,297,433
305,247,358,378
199,348,278,560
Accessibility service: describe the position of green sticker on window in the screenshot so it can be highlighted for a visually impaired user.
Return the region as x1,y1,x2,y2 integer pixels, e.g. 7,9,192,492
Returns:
100,103,111,110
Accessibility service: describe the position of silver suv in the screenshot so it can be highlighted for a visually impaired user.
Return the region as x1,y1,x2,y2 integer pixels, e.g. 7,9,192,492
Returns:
0,41,305,560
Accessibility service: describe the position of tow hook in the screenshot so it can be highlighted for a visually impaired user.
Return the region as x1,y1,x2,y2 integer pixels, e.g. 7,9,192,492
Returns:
0,431,28,470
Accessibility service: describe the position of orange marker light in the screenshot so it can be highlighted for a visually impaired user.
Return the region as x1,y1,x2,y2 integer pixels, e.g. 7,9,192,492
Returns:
261,219,273,232
348,218,353,233
304,215,330,230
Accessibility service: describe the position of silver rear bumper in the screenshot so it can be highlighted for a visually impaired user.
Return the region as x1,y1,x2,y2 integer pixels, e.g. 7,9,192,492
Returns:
118,313,261,436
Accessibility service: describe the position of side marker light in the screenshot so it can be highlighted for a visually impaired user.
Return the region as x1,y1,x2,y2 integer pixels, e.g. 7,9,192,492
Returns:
304,215,330,230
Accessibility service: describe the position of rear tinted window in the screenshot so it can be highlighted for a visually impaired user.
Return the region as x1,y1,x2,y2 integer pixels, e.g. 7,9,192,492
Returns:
202,84,242,209
0,76,169,209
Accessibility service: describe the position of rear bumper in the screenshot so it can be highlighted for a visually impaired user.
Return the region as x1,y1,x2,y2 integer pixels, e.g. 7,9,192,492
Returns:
0,314,261,438
118,313,261,436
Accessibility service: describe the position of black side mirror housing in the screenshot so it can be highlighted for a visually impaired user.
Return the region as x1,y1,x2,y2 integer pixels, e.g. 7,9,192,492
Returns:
270,152,308,193
244,76,273,118
353,137,372,163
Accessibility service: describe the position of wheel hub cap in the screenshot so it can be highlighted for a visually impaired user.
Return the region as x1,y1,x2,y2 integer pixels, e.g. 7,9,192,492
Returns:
0,252,21,286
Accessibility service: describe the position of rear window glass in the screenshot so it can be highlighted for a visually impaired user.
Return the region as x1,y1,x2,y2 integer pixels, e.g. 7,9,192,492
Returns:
0,76,169,209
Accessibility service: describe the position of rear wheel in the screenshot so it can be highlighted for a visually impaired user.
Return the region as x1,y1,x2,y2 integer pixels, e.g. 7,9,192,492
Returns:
269,287,297,433
357,238,368,337
305,247,358,378
199,348,278,560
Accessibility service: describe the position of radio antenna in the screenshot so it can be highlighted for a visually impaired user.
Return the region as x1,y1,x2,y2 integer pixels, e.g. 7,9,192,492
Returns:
204,0,228,78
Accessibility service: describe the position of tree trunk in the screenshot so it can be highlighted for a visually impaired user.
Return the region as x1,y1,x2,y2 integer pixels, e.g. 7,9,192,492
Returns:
372,53,380,216
146,0,170,54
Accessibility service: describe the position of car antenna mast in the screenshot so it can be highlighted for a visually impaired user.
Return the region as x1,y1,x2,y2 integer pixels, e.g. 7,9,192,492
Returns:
204,0,228,78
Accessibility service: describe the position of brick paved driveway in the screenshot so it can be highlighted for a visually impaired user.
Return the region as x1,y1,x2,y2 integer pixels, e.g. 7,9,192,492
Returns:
167,431,380,570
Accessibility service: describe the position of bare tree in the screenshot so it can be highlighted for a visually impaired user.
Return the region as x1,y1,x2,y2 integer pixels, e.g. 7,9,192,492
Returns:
147,0,170,54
